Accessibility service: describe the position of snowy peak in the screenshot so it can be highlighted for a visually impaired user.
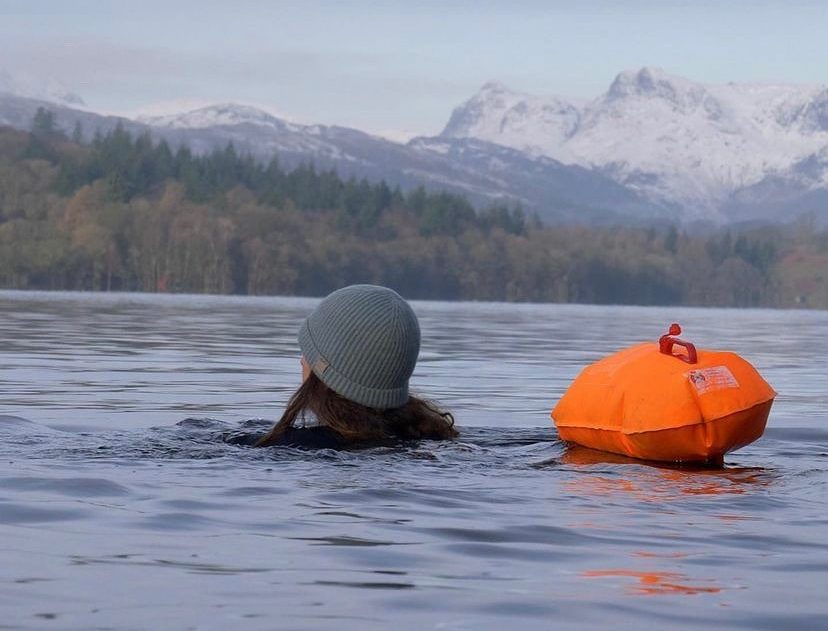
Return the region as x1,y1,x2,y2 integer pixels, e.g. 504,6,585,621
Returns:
0,68,86,107
606,67,704,103
441,82,582,158
441,82,522,137
137,103,292,130
439,68,828,219
796,88,828,133
602,67,725,120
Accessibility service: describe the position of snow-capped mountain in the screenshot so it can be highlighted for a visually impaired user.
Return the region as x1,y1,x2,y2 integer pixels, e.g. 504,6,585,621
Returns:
0,68,86,108
442,82,584,162
136,103,298,130
3,66,828,225
442,67,828,221
0,90,655,224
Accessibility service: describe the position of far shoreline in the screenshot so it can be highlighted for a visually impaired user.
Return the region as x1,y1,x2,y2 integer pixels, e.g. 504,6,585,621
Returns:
0,287,821,312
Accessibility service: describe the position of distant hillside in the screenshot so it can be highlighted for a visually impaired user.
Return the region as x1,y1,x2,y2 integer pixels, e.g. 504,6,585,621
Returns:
4,66,828,226
0,91,663,226
0,122,826,308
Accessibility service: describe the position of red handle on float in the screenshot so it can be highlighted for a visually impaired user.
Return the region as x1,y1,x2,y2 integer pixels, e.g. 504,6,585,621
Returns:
658,323,698,364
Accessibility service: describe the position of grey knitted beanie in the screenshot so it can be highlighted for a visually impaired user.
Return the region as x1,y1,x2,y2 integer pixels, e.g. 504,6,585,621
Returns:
298,285,420,409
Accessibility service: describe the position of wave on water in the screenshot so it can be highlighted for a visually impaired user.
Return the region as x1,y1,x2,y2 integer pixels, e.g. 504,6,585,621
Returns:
1,414,822,473
0,416,562,467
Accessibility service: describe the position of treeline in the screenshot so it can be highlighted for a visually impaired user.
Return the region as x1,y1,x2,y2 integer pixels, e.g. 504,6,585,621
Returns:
1,112,826,307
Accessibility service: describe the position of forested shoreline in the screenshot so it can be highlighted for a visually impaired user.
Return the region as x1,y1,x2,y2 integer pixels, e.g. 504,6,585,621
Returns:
1,111,826,308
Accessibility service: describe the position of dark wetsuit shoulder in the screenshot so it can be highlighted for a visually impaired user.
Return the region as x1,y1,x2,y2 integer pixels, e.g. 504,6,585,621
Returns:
223,425,344,448
275,426,345,448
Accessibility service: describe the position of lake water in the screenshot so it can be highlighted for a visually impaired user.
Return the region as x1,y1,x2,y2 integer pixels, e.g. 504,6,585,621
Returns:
1,291,826,630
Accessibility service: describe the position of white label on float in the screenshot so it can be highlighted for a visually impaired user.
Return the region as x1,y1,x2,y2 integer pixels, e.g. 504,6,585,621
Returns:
686,366,739,395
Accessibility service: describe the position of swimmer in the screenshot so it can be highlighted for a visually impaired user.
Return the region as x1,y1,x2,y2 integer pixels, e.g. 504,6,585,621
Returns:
256,284,457,447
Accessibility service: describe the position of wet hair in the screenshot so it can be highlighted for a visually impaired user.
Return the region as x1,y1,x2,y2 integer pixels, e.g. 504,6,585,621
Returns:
255,372,457,447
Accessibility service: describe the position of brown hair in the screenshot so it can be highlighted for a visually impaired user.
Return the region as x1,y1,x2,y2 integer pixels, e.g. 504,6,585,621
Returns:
255,373,457,447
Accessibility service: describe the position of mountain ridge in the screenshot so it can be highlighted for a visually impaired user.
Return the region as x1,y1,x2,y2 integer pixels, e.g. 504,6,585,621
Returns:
2,66,827,226
0,85,666,225
442,67,828,221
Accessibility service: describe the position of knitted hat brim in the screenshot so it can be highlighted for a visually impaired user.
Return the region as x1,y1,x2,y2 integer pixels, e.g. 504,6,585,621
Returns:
299,318,410,410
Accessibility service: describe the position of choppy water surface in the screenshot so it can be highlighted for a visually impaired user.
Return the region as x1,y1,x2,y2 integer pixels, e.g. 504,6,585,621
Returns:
0,291,826,630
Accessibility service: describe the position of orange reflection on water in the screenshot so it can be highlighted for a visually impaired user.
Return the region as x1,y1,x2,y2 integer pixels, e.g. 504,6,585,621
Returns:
561,445,769,501
582,569,721,596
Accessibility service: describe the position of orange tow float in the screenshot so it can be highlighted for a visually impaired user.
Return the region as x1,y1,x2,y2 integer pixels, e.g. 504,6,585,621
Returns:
552,324,775,464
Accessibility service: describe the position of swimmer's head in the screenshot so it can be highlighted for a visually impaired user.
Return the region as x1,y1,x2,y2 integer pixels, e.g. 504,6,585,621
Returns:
256,284,455,447
298,284,420,410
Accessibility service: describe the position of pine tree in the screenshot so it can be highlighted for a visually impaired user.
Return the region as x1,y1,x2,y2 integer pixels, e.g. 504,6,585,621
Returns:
31,107,58,137
71,121,84,144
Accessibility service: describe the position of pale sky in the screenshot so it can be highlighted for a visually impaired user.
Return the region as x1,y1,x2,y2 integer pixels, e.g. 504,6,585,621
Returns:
2,0,827,137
